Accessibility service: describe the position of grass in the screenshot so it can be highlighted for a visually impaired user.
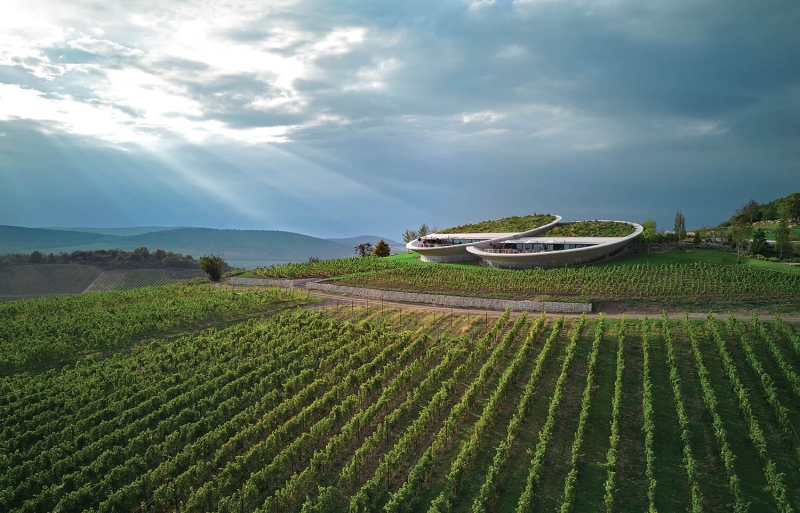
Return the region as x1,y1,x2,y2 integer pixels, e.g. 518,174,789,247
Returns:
603,247,800,275
752,224,800,241
571,322,618,511
648,326,691,512
540,220,636,238
385,251,484,270
437,214,557,234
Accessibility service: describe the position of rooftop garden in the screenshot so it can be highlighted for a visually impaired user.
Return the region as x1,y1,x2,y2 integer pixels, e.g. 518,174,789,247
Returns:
437,213,556,234
539,220,636,238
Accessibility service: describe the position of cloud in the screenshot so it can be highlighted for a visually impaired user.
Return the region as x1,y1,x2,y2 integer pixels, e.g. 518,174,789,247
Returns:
0,0,798,235
0,1,374,144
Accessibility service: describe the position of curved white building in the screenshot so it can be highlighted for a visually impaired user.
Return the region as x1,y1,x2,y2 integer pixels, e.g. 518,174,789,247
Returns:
406,215,561,263
468,221,643,269
407,216,642,269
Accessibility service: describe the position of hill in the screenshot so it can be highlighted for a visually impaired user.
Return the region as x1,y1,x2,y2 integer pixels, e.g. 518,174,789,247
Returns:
0,226,116,252
327,235,405,254
0,226,356,268
45,226,177,236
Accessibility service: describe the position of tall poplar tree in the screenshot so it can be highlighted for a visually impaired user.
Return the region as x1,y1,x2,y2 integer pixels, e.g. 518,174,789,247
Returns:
642,215,657,255
776,202,792,260
674,210,686,248
730,216,751,264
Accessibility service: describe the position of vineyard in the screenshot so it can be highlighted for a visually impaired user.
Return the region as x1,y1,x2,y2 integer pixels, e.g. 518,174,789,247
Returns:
0,264,102,300
3,294,800,512
250,251,800,310
116,269,205,290
0,284,309,370
0,265,206,302
253,257,417,279
333,262,800,307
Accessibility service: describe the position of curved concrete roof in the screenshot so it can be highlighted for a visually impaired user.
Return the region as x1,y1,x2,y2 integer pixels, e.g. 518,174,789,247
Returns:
405,215,562,261
466,221,643,269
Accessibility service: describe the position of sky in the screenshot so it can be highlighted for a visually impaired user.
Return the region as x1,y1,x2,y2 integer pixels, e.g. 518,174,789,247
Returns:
1,0,798,239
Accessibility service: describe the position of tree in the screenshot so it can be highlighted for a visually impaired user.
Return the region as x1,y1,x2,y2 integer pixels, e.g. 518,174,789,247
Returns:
641,215,657,255
418,223,430,238
748,228,767,255
199,254,226,281
373,239,391,257
775,220,790,260
131,246,150,261
730,217,751,264
30,251,44,264
354,243,373,257
776,201,792,260
779,192,800,223
693,230,701,246
402,229,418,253
673,210,686,248
738,199,761,224
401,229,418,244
759,201,778,222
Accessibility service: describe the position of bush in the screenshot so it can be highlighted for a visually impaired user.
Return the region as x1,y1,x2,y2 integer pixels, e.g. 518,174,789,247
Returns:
199,254,227,281
373,239,391,257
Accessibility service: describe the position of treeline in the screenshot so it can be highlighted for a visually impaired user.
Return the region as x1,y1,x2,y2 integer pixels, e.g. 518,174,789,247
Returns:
0,247,198,270
720,192,800,226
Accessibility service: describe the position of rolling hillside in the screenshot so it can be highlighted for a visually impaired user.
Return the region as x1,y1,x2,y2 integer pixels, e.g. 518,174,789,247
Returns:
0,264,205,301
0,226,358,266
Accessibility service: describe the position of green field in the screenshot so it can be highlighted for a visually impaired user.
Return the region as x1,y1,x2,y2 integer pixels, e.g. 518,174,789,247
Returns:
3,292,800,512
603,248,800,275
755,225,800,241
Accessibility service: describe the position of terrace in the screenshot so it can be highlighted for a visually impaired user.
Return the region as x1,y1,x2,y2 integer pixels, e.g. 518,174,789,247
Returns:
409,233,517,249
480,236,624,254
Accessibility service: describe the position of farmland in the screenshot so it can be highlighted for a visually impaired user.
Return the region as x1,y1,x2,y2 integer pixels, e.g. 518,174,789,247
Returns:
333,261,800,310
0,265,205,302
250,247,800,311
0,264,102,300
3,292,800,511
0,284,309,370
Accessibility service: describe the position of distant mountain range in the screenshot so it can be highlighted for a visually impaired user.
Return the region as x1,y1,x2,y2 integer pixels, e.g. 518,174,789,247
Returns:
326,235,406,254
0,226,403,268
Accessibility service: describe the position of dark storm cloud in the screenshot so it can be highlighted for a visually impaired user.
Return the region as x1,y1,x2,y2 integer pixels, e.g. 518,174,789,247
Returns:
0,0,798,236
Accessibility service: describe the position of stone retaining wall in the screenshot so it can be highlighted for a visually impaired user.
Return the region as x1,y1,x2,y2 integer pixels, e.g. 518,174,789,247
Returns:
307,282,592,313
230,277,312,288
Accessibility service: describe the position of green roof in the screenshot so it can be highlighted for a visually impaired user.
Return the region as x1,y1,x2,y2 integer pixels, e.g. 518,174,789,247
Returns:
540,221,636,238
438,214,556,234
